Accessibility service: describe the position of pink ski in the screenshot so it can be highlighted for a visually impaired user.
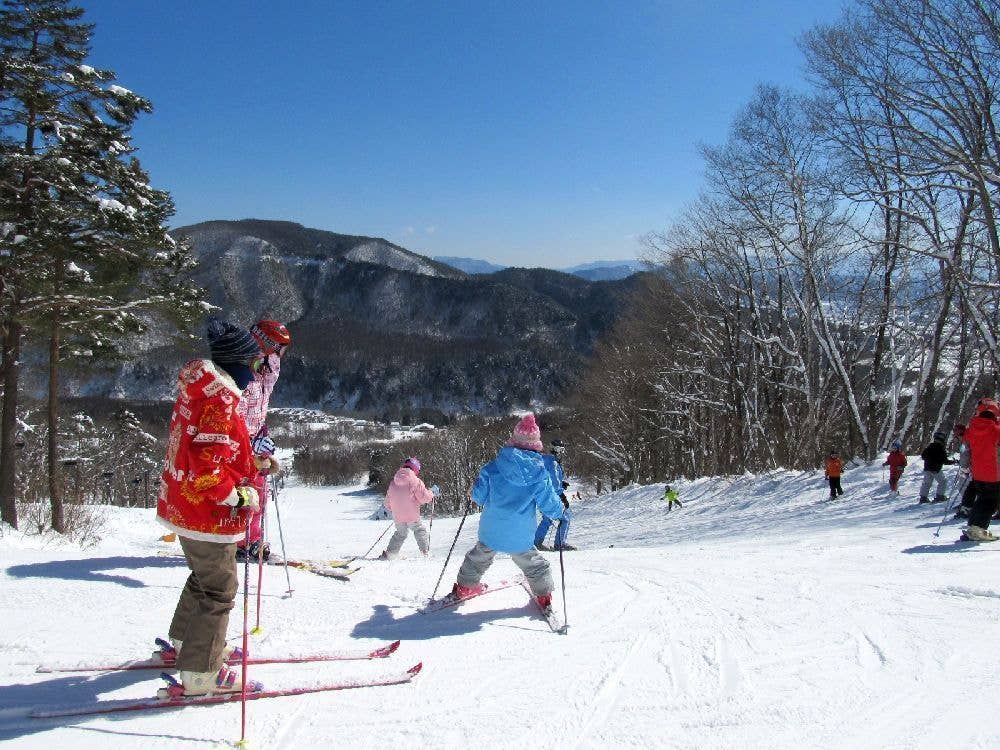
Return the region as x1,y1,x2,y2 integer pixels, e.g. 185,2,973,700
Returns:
29,663,423,719
35,639,400,673
420,578,525,614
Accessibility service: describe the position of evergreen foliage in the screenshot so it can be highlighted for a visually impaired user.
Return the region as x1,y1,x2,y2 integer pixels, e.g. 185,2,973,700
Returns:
0,0,204,531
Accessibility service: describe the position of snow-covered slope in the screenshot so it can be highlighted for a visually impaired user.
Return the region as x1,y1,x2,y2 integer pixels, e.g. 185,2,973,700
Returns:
1,458,997,749
343,240,450,277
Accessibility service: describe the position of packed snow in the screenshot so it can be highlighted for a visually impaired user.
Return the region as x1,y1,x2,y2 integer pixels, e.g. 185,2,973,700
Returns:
1,457,998,749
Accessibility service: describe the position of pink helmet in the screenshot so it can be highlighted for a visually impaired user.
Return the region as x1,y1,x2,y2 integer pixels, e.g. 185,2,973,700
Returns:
403,457,422,473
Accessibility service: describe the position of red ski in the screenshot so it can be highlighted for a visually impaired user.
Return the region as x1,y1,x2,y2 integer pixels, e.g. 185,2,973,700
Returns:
420,578,525,614
29,663,422,719
519,581,567,634
35,640,400,674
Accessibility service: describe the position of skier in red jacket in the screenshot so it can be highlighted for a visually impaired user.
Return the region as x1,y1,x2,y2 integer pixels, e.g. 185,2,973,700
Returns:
156,319,264,696
962,398,1000,542
883,440,907,493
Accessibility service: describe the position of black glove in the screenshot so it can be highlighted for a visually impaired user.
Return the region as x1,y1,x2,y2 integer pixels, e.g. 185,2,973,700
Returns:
561,480,570,489
561,493,569,509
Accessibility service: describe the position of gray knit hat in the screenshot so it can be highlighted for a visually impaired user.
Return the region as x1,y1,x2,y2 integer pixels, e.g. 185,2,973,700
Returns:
206,319,261,365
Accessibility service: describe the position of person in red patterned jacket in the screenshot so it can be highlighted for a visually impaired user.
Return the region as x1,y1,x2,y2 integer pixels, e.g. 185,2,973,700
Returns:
882,440,907,494
235,319,292,562
156,319,264,696
962,397,1000,542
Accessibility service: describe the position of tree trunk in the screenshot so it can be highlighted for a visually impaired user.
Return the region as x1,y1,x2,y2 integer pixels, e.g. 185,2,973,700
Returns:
0,318,22,529
47,302,64,534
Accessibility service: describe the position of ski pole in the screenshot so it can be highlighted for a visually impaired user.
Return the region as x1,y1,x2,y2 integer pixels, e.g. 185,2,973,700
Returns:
429,495,473,603
933,471,970,538
270,474,294,596
360,521,395,560
252,484,266,635
239,517,252,747
558,519,568,635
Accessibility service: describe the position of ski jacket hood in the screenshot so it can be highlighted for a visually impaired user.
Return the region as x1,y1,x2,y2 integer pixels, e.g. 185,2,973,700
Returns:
384,467,433,523
965,415,1000,483
156,359,257,543
472,446,564,553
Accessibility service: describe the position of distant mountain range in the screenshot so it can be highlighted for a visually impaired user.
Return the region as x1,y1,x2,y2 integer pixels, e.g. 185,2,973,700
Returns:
85,220,648,419
433,256,646,281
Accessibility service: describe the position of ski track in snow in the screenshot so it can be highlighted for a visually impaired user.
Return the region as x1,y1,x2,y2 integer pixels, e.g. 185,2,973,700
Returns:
2,458,1000,748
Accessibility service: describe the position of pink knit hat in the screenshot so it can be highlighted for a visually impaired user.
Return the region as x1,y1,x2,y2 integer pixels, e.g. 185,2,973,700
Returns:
507,413,543,451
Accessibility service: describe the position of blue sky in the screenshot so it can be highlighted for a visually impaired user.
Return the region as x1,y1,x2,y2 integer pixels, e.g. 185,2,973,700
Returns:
83,1,846,267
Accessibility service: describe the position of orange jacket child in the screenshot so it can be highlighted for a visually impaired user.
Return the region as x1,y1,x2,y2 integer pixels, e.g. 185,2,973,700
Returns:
825,452,845,499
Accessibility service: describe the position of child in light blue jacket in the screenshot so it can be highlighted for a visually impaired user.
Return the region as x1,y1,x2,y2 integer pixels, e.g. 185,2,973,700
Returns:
452,414,564,609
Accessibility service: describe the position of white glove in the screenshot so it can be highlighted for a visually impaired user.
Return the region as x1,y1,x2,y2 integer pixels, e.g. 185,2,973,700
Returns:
223,485,260,510
430,485,441,497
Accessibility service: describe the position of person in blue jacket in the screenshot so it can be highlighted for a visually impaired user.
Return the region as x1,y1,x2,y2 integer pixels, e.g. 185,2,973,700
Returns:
451,413,565,610
534,438,574,550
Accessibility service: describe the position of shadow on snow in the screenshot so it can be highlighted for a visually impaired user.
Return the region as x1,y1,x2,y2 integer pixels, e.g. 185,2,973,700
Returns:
6,555,185,588
350,601,547,641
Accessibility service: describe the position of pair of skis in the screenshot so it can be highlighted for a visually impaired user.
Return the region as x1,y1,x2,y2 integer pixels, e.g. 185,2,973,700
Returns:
28,640,419,719
279,557,360,581
421,577,567,634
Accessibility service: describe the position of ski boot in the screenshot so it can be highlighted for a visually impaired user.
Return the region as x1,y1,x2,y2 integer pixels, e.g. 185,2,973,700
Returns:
918,496,930,504
153,637,243,667
236,541,270,562
448,582,484,603
152,637,181,665
963,525,998,542
932,495,948,503
159,666,263,699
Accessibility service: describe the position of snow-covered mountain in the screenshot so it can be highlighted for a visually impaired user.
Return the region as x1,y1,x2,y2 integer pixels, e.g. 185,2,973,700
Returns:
562,260,646,281
432,255,506,275
0,457,990,748
433,256,645,281
81,220,646,418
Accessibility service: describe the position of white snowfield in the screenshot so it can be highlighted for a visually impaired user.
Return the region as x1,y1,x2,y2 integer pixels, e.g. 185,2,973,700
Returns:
1,458,997,749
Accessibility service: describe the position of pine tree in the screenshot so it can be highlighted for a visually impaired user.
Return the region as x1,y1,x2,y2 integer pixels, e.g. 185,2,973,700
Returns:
0,1,203,531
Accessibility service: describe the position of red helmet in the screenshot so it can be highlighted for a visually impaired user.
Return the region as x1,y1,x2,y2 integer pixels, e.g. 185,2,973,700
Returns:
975,397,999,417
251,319,291,355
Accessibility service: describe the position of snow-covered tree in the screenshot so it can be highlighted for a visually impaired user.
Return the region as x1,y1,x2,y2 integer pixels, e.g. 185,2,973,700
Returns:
0,1,203,531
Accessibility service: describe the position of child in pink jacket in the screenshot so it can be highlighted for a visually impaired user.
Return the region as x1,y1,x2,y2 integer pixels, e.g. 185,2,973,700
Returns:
378,458,434,559
235,319,291,562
